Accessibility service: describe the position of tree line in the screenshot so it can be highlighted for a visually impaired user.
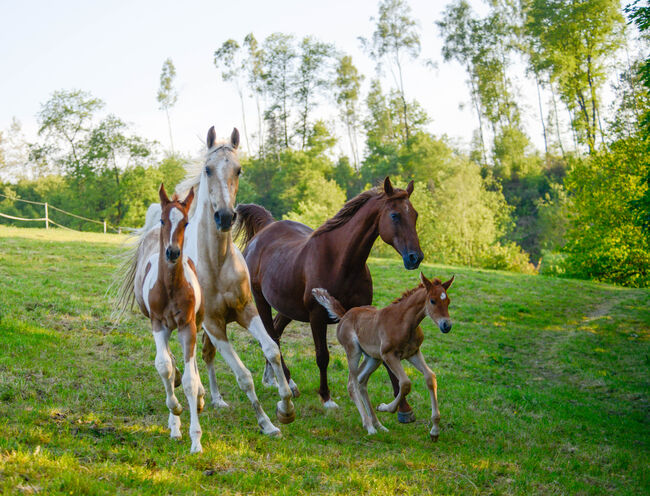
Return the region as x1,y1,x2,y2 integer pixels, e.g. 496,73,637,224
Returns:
0,0,648,286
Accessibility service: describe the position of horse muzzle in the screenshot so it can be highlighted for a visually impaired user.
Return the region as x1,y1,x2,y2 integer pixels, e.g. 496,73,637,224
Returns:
214,208,236,232
166,246,181,263
438,319,452,334
402,250,424,270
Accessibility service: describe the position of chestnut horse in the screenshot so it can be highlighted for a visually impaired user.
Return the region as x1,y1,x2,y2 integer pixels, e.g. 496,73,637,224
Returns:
117,184,205,453
312,273,454,440
231,177,423,414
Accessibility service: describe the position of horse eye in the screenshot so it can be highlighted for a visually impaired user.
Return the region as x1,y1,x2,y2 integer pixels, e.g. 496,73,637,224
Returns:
430,299,435,304
391,212,400,222
205,166,212,176
236,167,242,176
160,219,164,225
185,222,189,227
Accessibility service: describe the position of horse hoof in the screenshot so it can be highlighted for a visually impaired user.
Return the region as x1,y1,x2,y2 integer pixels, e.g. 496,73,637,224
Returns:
211,398,229,409
171,405,183,416
430,433,439,442
261,426,282,438
190,442,203,453
323,399,339,409
276,405,296,424
197,397,205,414
398,410,416,424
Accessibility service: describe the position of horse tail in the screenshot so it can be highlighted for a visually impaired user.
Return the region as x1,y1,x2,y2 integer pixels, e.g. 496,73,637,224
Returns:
109,228,147,324
311,288,347,322
234,203,275,250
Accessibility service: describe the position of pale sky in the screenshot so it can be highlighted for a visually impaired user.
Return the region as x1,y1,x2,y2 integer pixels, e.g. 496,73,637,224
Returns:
1,0,550,161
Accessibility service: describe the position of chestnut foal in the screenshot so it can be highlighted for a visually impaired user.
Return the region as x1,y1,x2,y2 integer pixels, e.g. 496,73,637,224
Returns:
312,273,454,440
125,184,205,453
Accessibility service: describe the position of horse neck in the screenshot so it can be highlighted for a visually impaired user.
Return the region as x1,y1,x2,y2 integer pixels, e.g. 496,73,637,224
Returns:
390,286,428,329
323,197,382,272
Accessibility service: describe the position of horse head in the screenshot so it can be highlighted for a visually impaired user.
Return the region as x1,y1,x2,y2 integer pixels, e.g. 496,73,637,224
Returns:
203,126,241,232
159,184,194,263
377,177,424,270
421,272,454,333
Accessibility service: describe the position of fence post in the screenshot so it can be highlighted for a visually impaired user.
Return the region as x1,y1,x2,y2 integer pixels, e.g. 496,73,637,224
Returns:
44,203,49,229
103,220,107,234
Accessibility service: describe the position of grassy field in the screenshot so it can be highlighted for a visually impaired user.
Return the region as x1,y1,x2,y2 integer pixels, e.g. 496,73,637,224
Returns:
0,225,648,495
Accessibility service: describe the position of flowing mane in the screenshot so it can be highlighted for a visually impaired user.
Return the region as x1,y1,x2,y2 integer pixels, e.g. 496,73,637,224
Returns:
311,187,384,237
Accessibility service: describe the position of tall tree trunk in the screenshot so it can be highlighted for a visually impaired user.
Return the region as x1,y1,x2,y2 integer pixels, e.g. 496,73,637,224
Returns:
237,85,251,154
550,83,566,157
165,109,174,155
469,71,488,166
535,75,549,157
395,56,410,146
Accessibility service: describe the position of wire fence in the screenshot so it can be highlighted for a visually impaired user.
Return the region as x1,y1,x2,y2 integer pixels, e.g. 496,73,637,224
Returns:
0,192,134,233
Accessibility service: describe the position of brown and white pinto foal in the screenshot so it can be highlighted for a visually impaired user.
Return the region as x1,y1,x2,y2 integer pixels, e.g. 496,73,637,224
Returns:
313,273,454,440
133,185,205,453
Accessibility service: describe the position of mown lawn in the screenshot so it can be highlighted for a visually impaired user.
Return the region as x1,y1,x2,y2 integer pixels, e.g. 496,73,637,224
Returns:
0,225,648,495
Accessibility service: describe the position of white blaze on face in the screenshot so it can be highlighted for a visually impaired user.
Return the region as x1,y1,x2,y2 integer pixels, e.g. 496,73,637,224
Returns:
168,207,184,247
440,292,446,300
213,157,231,209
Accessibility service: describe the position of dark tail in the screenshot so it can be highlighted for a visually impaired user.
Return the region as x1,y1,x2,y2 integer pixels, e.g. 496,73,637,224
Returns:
234,203,275,251
311,288,347,322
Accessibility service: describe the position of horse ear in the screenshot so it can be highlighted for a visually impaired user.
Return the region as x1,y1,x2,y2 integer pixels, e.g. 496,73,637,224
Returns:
231,127,240,149
159,183,170,205
420,272,433,290
406,180,414,197
384,176,394,196
442,275,455,290
181,187,194,211
207,126,216,149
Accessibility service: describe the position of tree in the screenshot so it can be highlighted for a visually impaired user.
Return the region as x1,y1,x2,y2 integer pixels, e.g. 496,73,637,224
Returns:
335,55,364,170
0,118,30,182
214,41,250,152
244,33,266,156
262,33,297,151
36,89,104,175
360,0,421,145
524,0,625,154
157,58,178,155
294,37,334,150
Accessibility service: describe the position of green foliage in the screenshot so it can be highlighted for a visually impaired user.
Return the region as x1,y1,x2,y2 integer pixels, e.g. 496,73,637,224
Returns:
564,139,650,287
283,173,346,228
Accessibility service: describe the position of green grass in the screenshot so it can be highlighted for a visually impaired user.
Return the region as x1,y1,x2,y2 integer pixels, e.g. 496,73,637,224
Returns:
0,225,648,495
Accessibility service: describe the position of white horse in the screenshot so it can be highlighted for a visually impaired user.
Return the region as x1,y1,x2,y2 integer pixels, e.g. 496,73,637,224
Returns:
147,127,295,436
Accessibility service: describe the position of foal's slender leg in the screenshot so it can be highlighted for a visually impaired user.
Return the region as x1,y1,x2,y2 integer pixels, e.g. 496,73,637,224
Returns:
239,304,295,424
343,344,376,434
204,316,281,437
201,330,229,408
383,362,415,423
408,350,441,441
179,323,203,453
377,353,411,414
310,312,337,408
357,356,387,432
152,322,182,439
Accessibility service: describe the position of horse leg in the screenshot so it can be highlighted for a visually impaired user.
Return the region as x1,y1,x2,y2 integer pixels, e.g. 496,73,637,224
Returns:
152,322,182,439
239,305,295,425
340,334,375,434
310,312,336,408
408,350,441,441
357,356,387,432
201,329,228,408
383,361,415,423
263,313,298,396
377,353,411,414
253,292,294,393
179,323,203,453
204,316,281,437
